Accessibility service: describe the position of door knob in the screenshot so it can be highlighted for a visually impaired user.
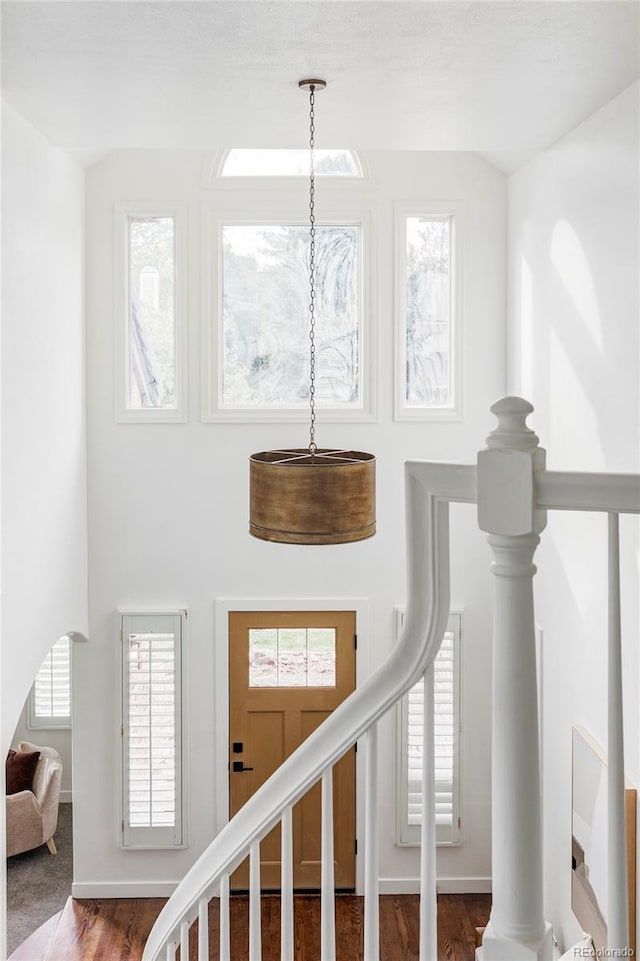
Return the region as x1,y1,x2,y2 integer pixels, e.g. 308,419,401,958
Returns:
232,761,254,772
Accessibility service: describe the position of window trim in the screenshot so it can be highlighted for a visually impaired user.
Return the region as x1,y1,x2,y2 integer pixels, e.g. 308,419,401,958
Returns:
114,203,188,424
202,206,377,423
395,608,462,847
394,201,464,422
28,635,72,731
120,609,188,850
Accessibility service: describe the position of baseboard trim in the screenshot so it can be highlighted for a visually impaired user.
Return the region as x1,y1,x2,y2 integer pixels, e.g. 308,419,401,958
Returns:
72,877,492,899
379,877,492,895
60,791,73,804
71,881,179,898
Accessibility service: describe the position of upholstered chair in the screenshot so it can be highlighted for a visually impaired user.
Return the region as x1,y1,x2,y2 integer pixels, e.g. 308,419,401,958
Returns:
6,741,63,857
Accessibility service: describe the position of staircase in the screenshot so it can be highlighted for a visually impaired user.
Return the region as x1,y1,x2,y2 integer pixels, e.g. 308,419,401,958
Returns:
130,400,640,960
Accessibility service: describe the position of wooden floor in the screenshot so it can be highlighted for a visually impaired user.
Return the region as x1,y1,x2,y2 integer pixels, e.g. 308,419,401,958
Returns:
43,893,491,961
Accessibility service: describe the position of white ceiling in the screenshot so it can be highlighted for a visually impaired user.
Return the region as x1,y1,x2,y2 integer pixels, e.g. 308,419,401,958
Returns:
2,1,638,171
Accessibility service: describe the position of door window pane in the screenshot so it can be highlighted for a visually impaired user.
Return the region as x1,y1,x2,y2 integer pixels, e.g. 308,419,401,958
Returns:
277,629,307,687
307,629,337,686
249,628,336,688
248,629,278,687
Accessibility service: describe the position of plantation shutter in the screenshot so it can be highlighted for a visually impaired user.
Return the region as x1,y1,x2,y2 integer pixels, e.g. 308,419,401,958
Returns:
397,611,461,845
121,612,185,848
29,635,72,728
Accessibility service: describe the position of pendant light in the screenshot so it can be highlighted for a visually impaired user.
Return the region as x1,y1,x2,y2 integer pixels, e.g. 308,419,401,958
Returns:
249,79,376,545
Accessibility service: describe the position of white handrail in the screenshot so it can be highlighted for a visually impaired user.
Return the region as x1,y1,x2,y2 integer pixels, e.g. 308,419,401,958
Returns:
141,460,475,961
538,471,640,514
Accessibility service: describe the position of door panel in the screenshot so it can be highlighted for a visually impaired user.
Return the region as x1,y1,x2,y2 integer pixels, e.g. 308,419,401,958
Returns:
229,611,356,891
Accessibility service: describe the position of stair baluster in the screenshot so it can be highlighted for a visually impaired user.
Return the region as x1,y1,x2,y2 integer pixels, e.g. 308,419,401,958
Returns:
180,920,189,960
364,724,379,961
280,806,294,961
419,662,437,961
607,512,630,949
249,840,262,961
197,897,208,961
321,769,336,961
220,874,230,961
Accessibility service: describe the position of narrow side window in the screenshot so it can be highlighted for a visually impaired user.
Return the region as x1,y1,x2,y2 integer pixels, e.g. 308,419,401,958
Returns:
115,206,187,422
396,610,462,845
121,611,186,848
395,204,462,421
28,635,72,730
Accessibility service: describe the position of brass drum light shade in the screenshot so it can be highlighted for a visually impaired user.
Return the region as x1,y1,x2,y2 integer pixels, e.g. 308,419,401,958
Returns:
250,450,376,544
248,79,376,545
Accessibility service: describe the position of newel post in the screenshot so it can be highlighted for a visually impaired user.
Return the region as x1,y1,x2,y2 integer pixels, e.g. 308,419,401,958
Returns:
477,398,553,961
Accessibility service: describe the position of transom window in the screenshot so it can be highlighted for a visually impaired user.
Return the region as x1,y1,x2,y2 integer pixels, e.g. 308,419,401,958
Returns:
220,149,361,178
249,627,336,688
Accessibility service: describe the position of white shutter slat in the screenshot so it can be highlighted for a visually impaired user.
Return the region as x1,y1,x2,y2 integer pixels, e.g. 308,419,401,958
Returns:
397,611,461,846
122,614,184,848
30,635,72,725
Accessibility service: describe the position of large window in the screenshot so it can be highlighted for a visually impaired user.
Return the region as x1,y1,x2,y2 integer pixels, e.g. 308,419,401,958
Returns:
115,205,187,423
121,611,186,848
222,223,359,408
395,203,462,421
205,212,374,422
396,610,462,846
28,635,72,730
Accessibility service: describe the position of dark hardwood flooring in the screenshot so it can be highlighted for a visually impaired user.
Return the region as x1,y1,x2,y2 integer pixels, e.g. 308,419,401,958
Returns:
44,893,491,961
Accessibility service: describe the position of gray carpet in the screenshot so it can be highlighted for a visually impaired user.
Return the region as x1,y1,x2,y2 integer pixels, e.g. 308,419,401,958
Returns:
6,803,73,956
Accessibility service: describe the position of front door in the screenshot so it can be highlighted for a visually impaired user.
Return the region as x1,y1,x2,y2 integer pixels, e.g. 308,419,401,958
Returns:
229,610,356,891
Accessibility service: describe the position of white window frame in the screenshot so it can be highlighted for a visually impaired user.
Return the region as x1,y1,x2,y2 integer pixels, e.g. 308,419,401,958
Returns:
203,203,377,423
395,608,462,846
114,203,188,424
394,201,463,422
28,635,72,730
120,610,187,849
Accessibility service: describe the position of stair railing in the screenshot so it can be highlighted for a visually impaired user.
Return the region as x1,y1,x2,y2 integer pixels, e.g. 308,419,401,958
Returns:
142,456,477,961
142,397,640,961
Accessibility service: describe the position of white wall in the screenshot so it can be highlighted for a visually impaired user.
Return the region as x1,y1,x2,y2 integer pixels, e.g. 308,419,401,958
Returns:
78,148,506,896
1,102,88,755
508,83,640,950
1,101,87,958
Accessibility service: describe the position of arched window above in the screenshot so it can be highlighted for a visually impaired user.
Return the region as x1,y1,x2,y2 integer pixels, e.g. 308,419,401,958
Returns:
219,148,362,178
